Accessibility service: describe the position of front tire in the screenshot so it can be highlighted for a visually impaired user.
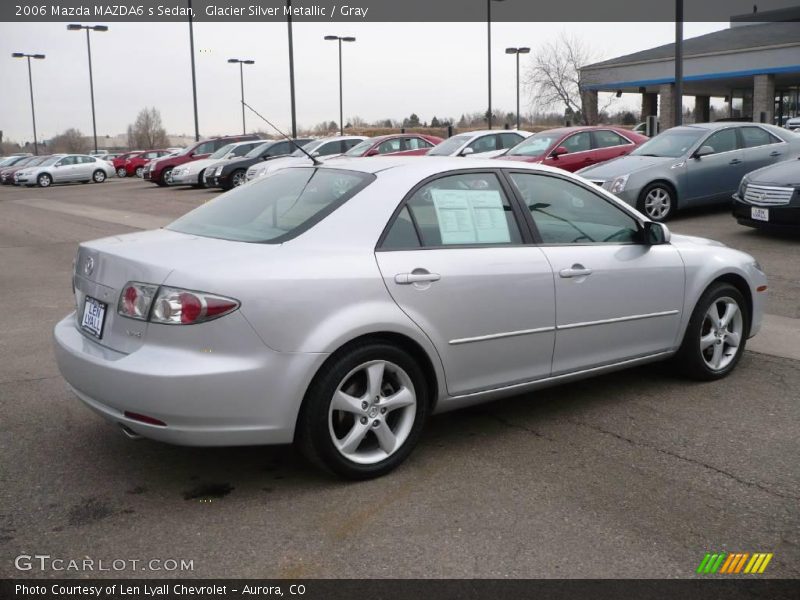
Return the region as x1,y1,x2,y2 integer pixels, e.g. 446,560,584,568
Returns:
639,182,675,222
228,169,247,189
135,166,144,178
674,283,748,381
37,173,52,188
157,167,173,187
92,169,106,183
297,342,429,479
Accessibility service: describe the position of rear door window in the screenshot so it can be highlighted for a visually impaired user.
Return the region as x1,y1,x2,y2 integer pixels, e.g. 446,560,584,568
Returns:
740,127,781,148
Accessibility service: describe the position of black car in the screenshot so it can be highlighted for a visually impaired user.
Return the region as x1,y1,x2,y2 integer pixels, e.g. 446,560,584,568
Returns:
733,157,800,231
204,138,313,190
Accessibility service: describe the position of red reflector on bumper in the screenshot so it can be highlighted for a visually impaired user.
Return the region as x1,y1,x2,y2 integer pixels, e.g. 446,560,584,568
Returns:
124,411,167,427
756,285,768,292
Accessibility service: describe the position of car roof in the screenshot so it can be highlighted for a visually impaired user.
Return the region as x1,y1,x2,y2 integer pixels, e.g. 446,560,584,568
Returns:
305,155,571,176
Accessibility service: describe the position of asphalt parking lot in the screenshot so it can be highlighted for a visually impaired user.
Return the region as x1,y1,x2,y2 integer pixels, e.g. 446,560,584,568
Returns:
0,177,798,579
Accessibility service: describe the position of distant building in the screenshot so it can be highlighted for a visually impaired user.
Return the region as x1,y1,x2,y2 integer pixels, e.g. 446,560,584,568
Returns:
580,10,800,128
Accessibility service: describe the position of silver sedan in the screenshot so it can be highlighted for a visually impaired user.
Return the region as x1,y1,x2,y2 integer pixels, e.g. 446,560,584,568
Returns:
578,122,800,221
54,157,767,479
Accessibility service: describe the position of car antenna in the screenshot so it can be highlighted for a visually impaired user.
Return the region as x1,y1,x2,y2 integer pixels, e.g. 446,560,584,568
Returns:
241,100,322,166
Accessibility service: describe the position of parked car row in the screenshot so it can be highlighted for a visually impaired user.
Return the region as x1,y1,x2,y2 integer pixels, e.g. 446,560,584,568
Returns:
1,153,116,187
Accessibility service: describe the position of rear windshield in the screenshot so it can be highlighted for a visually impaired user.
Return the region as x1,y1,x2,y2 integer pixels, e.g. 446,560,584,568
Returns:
167,168,375,243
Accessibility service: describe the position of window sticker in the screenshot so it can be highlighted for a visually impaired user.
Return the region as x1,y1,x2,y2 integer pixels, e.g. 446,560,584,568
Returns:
431,189,511,244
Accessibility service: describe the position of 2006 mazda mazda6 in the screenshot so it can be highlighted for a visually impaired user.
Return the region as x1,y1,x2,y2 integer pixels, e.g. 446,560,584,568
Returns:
54,156,767,479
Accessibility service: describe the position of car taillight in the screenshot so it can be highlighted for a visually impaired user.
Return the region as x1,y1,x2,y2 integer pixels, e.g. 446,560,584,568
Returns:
118,282,158,320
150,286,239,325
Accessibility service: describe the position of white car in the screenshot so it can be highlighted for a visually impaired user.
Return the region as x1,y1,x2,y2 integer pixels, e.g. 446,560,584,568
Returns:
169,140,263,187
16,154,116,187
427,129,532,158
785,116,800,132
246,136,366,181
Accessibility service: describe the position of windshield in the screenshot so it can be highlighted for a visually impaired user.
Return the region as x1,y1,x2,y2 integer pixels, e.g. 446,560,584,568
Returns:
427,134,470,156
506,132,561,157
246,142,274,158
210,144,235,159
631,128,705,158
290,140,324,158
168,168,375,243
344,139,375,157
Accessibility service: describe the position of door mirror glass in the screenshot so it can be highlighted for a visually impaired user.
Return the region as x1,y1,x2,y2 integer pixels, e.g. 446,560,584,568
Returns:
460,147,475,156
551,146,569,158
643,221,671,245
311,151,321,158
694,145,715,158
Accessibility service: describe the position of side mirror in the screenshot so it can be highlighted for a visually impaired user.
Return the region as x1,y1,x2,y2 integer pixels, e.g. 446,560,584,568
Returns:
642,221,670,245
460,147,475,156
365,148,380,157
694,145,714,158
551,146,569,158
311,151,320,158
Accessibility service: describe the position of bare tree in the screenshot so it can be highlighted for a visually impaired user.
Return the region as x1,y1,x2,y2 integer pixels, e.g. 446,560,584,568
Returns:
524,33,615,125
127,107,169,149
50,128,89,153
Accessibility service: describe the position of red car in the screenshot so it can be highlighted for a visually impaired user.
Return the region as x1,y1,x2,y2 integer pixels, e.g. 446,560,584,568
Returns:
124,149,173,178
144,134,259,186
496,126,648,172
112,151,143,177
342,134,444,158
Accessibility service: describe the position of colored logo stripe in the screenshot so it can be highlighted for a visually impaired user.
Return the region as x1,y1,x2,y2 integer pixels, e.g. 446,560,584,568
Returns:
698,552,773,574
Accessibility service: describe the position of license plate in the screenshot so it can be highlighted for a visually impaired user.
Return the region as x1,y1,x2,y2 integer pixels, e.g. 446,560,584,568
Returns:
751,207,769,222
81,296,107,339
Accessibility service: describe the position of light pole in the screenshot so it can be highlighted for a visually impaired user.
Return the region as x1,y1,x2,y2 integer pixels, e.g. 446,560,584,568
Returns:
287,0,297,138
228,58,255,135
674,0,684,126
324,35,356,136
67,24,107,154
187,0,200,141
12,52,45,155
505,47,530,130
487,0,505,129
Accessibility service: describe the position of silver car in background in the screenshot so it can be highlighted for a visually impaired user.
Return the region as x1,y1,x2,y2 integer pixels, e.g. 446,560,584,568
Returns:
246,136,366,181
54,157,767,479
578,122,800,221
16,154,116,187
169,140,263,187
427,129,532,158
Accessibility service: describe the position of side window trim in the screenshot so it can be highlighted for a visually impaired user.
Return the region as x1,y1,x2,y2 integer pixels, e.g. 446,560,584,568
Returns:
501,169,647,246
701,127,741,155
376,168,535,251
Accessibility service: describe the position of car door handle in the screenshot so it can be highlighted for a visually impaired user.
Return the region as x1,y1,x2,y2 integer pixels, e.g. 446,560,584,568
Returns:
395,271,441,285
559,265,593,278
729,159,742,165
769,151,782,157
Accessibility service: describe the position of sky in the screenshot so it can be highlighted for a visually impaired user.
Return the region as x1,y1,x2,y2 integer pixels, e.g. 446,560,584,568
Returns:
0,21,728,144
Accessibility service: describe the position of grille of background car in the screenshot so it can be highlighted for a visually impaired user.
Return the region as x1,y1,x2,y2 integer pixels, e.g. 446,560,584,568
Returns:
743,184,795,206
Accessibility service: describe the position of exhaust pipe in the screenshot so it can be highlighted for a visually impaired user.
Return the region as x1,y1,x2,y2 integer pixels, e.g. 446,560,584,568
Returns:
118,423,143,440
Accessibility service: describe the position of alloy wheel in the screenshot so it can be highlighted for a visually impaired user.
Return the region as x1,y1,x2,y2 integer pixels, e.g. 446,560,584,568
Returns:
116,167,126,178
135,167,144,178
93,170,106,183
231,170,246,187
644,187,672,220
699,296,743,371
328,360,417,465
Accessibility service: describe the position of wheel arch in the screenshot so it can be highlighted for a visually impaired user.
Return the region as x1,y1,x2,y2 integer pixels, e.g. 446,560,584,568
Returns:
709,272,753,335
294,330,442,440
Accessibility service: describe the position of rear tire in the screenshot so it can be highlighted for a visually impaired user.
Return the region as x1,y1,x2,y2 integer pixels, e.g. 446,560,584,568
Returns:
92,169,106,183
297,342,429,479
674,282,748,381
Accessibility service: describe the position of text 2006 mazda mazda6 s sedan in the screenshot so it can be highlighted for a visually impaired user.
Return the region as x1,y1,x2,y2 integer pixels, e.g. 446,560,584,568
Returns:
54,157,767,479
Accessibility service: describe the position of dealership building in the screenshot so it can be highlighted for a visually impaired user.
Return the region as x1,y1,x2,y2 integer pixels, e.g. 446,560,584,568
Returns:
580,13,800,128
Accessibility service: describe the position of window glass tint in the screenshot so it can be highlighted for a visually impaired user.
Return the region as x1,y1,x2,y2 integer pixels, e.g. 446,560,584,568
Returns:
703,129,738,154
342,139,362,152
561,132,591,153
593,130,629,148
506,132,561,157
231,142,259,157
467,135,499,153
57,157,76,166
401,173,522,247
510,173,639,244
382,207,420,249
168,168,373,243
317,141,343,156
378,138,403,154
345,139,374,157
740,127,779,148
405,137,433,150
194,141,216,155
499,133,522,148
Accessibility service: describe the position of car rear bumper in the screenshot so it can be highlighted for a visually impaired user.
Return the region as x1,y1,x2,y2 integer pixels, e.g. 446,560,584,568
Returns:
53,313,327,446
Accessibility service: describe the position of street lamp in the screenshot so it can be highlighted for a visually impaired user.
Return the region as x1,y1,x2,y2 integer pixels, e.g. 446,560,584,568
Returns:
227,59,255,134
67,24,108,154
487,0,505,129
11,52,45,155
505,47,530,130
324,35,356,136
